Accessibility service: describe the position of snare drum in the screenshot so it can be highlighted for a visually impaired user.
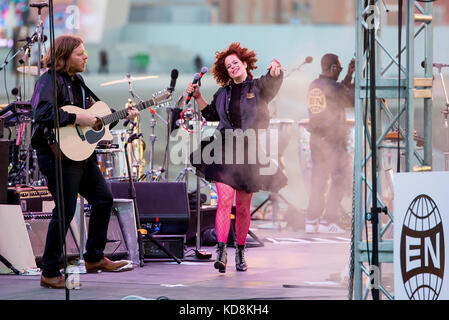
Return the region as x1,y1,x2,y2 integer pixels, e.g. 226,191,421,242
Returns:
111,129,129,180
95,130,129,180
95,148,119,178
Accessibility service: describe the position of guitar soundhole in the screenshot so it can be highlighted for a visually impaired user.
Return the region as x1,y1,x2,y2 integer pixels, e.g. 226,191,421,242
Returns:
92,118,104,131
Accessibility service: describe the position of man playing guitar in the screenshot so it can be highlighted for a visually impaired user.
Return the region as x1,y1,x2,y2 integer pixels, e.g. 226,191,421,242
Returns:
31,35,138,289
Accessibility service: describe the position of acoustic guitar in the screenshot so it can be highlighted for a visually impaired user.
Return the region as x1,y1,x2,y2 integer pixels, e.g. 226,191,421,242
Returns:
55,89,172,161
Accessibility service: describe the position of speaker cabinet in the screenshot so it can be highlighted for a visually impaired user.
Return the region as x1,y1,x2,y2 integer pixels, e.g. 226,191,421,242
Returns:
23,213,80,265
84,210,128,259
24,211,129,265
7,186,53,212
108,182,190,235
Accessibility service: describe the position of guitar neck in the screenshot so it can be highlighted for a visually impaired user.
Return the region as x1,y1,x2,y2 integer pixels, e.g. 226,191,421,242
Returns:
101,100,153,125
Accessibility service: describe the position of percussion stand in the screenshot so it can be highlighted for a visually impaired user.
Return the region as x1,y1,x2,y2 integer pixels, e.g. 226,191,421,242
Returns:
139,110,164,182
174,121,217,194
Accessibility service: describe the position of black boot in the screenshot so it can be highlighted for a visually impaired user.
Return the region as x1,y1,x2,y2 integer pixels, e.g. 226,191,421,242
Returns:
235,244,248,271
214,242,227,273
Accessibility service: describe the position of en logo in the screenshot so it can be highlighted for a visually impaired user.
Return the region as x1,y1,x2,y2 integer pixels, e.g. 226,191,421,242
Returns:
400,194,445,300
307,88,326,114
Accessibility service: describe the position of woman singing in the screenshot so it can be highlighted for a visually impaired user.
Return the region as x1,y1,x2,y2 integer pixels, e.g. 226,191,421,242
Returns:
183,42,287,273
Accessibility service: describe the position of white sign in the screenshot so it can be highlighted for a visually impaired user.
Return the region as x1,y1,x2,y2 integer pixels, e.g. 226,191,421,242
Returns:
394,172,448,300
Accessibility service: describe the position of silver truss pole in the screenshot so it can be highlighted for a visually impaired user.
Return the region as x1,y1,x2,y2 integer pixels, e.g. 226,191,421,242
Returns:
352,0,433,300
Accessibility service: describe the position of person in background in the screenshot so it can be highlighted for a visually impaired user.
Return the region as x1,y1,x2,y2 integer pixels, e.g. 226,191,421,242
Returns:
305,53,355,234
98,48,109,74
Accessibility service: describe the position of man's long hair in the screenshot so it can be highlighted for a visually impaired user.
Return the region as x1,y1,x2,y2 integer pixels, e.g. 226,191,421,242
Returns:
42,34,83,72
211,42,258,87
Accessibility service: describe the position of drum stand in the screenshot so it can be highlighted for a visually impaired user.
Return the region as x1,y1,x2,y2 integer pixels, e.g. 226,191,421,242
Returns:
138,111,166,182
125,77,168,182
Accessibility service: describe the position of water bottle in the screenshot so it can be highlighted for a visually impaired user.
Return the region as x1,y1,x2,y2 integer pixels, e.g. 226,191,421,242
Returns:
210,190,218,206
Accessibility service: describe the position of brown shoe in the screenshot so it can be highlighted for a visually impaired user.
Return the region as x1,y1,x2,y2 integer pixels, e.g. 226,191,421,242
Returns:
40,275,82,289
85,257,132,273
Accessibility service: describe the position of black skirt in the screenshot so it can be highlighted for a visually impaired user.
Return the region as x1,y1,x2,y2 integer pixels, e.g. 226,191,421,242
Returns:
190,129,288,194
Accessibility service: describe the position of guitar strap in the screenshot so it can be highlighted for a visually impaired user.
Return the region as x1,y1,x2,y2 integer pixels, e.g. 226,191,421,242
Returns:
74,74,101,103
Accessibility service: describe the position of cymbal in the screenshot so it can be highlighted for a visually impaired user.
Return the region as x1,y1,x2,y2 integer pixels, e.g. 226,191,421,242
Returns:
17,66,48,76
100,74,159,87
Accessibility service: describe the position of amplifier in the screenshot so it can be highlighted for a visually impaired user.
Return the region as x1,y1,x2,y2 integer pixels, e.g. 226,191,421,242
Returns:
142,235,185,260
24,210,129,265
23,212,80,265
84,210,128,260
7,186,53,212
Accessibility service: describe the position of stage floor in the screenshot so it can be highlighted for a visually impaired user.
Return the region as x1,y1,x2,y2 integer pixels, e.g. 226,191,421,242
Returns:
0,220,378,301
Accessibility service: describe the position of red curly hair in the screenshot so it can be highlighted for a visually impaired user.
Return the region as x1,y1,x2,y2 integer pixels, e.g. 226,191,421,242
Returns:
211,42,258,87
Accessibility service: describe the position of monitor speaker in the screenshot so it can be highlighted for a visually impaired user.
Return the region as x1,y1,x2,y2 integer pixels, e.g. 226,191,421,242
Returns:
107,182,189,235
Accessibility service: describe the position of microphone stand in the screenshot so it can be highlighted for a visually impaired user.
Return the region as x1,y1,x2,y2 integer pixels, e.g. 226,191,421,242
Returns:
48,0,71,299
192,99,212,260
283,59,311,79
124,135,145,267
0,31,38,73
125,134,182,266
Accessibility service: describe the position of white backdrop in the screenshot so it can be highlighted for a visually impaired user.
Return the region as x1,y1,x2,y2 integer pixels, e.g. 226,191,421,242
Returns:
394,171,449,300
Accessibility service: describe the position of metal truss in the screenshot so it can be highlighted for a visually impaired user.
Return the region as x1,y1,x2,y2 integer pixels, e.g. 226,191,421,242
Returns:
352,0,434,300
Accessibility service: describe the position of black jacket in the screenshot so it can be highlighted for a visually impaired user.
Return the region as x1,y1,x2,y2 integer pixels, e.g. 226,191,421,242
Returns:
31,71,108,154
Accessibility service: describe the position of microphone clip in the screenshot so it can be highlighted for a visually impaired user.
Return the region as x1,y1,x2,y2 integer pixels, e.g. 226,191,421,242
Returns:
127,133,143,144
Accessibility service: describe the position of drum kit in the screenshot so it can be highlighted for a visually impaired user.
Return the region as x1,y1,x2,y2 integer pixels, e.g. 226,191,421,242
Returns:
94,74,169,183
1,98,40,186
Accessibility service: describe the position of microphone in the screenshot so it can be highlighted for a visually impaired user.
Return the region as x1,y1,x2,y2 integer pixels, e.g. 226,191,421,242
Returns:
18,47,31,64
18,33,47,43
29,2,48,9
168,69,179,93
185,67,208,106
433,63,449,69
11,87,22,101
304,56,313,64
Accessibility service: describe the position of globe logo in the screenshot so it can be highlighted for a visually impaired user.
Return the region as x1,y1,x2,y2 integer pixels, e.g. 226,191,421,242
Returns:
400,194,445,300
307,88,327,114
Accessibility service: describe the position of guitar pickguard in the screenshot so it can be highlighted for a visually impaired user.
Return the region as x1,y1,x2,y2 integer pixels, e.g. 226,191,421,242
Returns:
85,126,106,144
